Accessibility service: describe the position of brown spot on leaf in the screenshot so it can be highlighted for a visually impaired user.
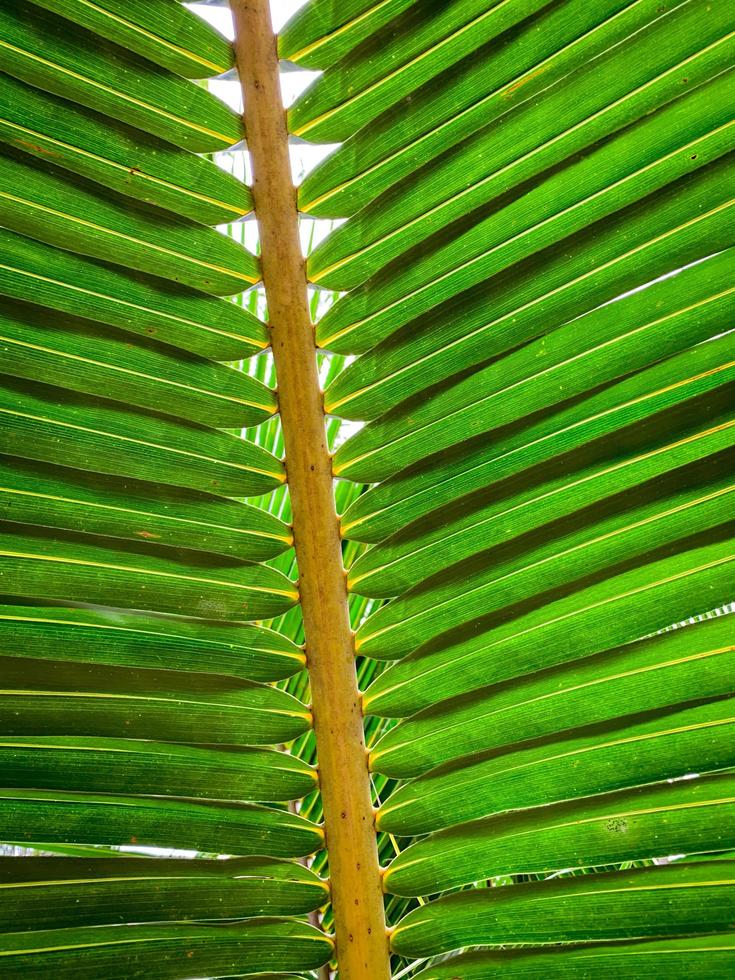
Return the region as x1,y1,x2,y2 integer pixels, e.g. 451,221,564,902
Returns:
16,139,55,156
503,67,546,99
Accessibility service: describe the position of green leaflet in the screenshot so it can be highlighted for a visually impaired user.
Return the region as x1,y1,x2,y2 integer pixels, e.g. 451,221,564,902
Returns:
0,379,284,497
370,614,735,778
318,155,735,358
0,73,251,225
329,164,734,426
378,698,735,835
0,737,316,802
290,0,552,141
0,919,332,977
0,3,241,152
413,934,735,978
0,229,267,361
328,228,732,430
0,855,327,930
0,606,304,683
355,460,735,658
309,10,734,285
340,367,734,550
279,0,416,70
0,147,259,294
317,128,734,355
363,536,735,717
349,425,735,600
0,526,298,621
385,774,735,896
0,457,291,562
27,0,235,78
336,317,735,486
300,0,690,216
355,356,731,658
346,258,734,594
0,788,324,857
0,655,310,745
390,858,735,956
0,303,275,429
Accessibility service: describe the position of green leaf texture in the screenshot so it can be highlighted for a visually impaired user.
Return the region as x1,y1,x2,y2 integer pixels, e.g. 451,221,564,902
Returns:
390,858,735,957
26,0,235,78
0,919,332,978
413,935,735,979
3,0,734,975
0,5,327,977
286,0,735,969
0,855,327,930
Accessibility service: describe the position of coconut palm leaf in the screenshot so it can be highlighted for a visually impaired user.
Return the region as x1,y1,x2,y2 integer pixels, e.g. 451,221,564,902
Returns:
0,0,733,976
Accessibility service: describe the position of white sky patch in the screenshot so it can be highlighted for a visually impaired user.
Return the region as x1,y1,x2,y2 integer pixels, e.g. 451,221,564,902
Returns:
186,2,234,40
190,1,334,186
187,1,308,43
